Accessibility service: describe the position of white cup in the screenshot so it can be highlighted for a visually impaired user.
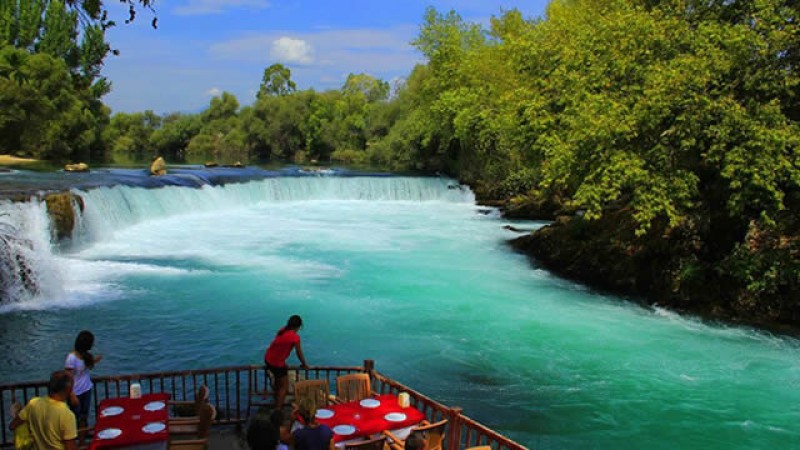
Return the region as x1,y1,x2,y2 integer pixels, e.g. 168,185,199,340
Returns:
130,383,142,399
398,392,410,408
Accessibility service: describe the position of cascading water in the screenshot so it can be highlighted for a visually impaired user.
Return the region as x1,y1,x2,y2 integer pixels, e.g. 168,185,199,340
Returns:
78,176,473,241
0,176,473,305
0,200,63,305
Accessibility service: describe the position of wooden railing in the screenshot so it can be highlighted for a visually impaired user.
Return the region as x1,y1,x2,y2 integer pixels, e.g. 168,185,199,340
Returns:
0,361,527,450
367,363,526,450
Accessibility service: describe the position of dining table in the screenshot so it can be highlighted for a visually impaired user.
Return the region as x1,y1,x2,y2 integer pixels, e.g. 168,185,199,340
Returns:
89,393,171,450
314,393,426,445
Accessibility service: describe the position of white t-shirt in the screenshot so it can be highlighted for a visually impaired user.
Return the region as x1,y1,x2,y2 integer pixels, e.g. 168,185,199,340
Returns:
65,353,92,395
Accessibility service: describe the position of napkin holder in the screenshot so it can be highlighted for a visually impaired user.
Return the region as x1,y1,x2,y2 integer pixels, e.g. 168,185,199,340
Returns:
398,392,410,408
130,382,142,399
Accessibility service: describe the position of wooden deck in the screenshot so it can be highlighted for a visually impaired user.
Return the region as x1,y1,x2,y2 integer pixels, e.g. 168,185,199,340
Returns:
0,360,527,450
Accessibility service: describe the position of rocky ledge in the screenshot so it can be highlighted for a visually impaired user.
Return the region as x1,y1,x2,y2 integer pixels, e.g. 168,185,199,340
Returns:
508,208,800,334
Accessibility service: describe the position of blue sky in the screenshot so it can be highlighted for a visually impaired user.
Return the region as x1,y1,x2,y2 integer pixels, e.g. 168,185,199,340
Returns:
101,0,550,114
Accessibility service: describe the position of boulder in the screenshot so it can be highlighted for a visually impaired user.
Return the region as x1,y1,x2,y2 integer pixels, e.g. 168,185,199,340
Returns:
44,192,84,240
150,156,167,176
204,162,218,168
64,163,89,172
503,225,527,233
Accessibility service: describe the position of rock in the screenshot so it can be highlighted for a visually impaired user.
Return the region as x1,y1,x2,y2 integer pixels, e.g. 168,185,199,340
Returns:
64,163,89,172
204,162,218,168
44,192,84,240
503,196,562,220
503,225,527,233
150,156,167,176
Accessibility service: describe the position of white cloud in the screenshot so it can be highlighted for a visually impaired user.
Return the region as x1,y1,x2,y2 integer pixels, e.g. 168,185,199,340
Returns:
270,37,314,65
206,87,222,96
103,25,424,113
210,26,420,70
173,0,270,16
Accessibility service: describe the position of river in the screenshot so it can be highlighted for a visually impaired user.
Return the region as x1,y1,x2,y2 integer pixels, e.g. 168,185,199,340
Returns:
0,171,798,449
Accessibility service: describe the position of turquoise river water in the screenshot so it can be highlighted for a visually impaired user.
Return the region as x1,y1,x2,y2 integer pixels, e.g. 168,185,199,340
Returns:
0,174,799,449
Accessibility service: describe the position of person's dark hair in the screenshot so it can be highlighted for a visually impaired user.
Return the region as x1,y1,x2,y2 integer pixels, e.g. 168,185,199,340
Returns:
270,408,284,428
405,432,427,450
74,330,96,369
247,406,280,450
278,315,303,335
48,370,73,396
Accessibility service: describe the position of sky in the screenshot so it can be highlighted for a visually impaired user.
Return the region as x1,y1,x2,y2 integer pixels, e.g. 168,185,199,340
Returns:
101,0,550,114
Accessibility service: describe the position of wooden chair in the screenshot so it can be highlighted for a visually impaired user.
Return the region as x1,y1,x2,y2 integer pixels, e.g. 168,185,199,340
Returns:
169,402,216,438
345,435,387,450
385,419,447,450
295,379,331,413
168,438,208,449
167,385,217,439
335,373,371,403
170,385,210,418
465,446,492,450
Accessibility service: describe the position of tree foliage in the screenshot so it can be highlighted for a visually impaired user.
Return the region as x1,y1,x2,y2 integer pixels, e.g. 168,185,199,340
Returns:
25,0,798,317
258,63,296,98
384,0,799,319
0,0,113,161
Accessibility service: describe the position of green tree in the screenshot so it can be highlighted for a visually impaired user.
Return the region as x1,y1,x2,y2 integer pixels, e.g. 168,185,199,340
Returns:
104,110,160,155
258,63,296,98
0,45,98,160
149,113,201,159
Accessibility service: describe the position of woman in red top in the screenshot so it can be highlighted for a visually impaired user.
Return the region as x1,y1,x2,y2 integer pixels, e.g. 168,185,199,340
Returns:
265,315,308,409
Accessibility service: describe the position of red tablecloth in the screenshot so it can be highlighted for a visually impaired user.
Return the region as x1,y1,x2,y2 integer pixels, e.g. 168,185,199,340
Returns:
316,394,426,443
90,393,170,449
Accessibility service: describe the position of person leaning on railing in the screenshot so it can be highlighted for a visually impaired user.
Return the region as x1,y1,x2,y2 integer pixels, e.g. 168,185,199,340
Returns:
264,314,309,409
9,371,78,450
65,330,102,442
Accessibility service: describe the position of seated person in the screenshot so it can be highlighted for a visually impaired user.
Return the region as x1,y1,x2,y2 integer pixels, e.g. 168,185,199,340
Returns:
405,432,427,450
247,407,280,450
274,409,292,450
292,398,333,450
9,371,78,450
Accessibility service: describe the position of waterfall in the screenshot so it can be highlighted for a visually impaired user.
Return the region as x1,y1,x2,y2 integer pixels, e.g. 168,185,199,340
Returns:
0,200,62,305
0,176,474,305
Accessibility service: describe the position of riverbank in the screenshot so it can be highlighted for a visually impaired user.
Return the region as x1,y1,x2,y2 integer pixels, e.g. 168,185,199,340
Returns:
503,201,800,335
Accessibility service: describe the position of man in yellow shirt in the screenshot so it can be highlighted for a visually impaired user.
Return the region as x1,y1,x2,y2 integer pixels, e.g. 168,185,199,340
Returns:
9,371,78,450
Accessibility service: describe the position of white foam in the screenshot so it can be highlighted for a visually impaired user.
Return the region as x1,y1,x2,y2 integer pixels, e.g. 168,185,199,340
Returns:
0,177,474,309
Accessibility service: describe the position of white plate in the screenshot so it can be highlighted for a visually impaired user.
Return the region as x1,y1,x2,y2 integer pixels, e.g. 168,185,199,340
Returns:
142,422,166,434
144,401,165,411
97,428,122,440
333,425,356,436
359,398,380,409
315,408,334,419
384,412,407,422
101,406,124,417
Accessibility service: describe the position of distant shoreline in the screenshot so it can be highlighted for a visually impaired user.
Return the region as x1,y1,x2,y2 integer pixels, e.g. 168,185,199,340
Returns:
0,155,38,165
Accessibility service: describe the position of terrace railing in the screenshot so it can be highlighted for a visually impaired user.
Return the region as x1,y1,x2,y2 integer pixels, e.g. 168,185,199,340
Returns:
0,360,527,450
